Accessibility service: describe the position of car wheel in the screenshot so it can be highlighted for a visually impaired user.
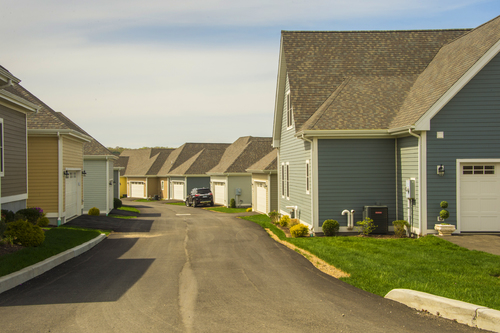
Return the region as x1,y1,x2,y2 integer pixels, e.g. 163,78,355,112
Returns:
185,200,189,206
192,201,196,207
210,201,214,207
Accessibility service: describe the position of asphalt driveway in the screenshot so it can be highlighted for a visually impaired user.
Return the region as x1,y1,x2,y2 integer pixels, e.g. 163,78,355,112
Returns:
0,202,484,332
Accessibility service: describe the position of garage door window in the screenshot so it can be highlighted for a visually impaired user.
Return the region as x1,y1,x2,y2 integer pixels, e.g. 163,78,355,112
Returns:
463,165,494,175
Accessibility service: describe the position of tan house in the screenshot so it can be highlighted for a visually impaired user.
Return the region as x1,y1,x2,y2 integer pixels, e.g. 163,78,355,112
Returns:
7,83,92,225
0,66,39,212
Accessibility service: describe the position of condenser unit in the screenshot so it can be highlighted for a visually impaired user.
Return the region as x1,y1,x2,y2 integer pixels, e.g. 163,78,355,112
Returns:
363,206,388,234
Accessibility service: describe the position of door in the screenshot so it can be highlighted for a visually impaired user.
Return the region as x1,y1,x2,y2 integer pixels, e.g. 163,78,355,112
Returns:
214,182,226,205
173,182,184,200
65,171,78,219
130,182,145,198
256,182,267,214
460,164,500,232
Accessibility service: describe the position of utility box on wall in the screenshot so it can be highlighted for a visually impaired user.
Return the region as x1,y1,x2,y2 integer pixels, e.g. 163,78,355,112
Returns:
405,179,415,199
363,206,388,234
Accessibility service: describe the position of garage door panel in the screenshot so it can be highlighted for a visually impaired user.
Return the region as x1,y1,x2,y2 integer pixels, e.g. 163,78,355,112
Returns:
173,182,184,200
131,182,145,198
214,183,225,205
256,183,267,214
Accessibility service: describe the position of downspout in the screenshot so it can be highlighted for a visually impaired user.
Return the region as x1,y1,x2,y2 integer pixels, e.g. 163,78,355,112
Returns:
57,132,62,226
408,129,420,237
301,134,315,232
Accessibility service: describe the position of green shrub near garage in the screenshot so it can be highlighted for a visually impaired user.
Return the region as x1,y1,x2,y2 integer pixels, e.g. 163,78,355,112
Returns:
4,220,45,247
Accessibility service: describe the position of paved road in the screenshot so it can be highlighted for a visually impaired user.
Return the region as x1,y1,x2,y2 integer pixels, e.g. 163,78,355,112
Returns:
0,202,484,332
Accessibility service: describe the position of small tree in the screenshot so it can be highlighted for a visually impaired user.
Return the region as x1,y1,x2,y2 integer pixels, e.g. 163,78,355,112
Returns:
268,211,281,224
322,219,340,236
229,198,236,208
392,220,409,238
439,201,450,223
356,217,377,236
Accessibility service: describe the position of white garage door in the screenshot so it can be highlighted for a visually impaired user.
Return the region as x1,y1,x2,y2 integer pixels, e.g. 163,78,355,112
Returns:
461,164,500,232
130,182,145,198
256,182,267,214
173,182,184,200
65,171,78,219
214,182,226,205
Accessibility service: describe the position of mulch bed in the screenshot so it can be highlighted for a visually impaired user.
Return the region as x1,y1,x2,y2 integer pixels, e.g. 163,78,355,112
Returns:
0,243,24,256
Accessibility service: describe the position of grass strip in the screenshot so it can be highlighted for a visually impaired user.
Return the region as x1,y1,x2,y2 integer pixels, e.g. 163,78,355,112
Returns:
240,214,500,311
118,206,140,213
165,202,186,206
134,199,158,202
205,207,248,213
0,227,104,277
108,214,137,219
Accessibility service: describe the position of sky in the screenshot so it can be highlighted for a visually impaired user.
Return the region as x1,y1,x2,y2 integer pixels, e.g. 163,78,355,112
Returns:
1,1,499,149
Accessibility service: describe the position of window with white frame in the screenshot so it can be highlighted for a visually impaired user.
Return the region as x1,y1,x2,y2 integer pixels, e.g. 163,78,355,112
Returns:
286,91,293,128
161,180,164,190
281,163,285,198
0,119,3,177
286,162,290,199
305,160,310,194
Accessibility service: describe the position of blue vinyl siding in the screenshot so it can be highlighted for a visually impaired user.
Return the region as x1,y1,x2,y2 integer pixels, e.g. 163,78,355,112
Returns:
318,139,396,226
83,159,107,212
427,53,500,229
397,136,419,228
279,74,312,224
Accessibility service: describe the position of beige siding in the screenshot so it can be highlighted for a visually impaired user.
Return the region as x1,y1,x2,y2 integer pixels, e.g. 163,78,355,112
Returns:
27,137,59,213
148,177,159,197
62,136,84,207
159,177,169,199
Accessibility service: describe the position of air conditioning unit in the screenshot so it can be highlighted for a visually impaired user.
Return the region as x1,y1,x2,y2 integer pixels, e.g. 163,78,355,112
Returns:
363,206,388,234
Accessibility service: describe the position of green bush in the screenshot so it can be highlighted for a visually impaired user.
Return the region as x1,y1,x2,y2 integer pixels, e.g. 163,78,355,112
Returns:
392,220,409,238
322,219,340,236
290,224,309,238
114,198,123,209
268,211,281,224
356,217,377,236
229,198,236,208
0,219,6,237
15,207,43,224
246,207,252,212
289,218,300,228
279,215,291,227
1,209,16,222
440,201,449,209
4,219,45,247
37,216,50,227
88,207,100,216
440,209,450,220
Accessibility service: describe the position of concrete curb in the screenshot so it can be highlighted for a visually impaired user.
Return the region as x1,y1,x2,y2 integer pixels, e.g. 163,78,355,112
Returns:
0,234,107,295
385,289,500,332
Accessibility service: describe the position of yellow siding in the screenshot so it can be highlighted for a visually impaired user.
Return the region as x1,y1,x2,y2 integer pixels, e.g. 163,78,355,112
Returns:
159,177,169,199
62,136,84,206
120,176,127,198
28,137,59,213
148,178,158,197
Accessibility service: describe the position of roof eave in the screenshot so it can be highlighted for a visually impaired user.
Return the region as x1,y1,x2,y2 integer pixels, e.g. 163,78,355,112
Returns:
0,90,39,114
297,129,393,139
28,129,92,142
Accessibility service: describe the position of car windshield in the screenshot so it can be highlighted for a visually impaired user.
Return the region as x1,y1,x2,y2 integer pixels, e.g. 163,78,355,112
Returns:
197,189,211,194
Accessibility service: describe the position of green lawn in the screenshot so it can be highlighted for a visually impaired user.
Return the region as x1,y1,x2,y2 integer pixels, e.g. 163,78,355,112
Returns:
134,199,158,202
204,207,248,213
118,206,140,213
0,227,106,277
165,202,186,206
108,214,137,219
240,214,500,311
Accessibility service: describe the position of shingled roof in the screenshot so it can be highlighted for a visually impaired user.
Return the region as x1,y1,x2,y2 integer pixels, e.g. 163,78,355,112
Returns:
246,148,278,173
280,23,483,133
166,143,230,176
208,136,273,174
121,148,175,176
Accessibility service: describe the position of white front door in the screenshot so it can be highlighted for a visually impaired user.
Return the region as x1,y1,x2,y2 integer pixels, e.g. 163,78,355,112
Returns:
214,182,226,205
65,171,78,219
173,182,184,200
460,164,500,232
256,182,267,214
131,182,145,198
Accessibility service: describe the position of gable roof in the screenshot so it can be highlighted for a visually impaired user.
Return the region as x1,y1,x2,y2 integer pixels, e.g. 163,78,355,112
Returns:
246,148,278,173
121,148,175,176
208,136,273,174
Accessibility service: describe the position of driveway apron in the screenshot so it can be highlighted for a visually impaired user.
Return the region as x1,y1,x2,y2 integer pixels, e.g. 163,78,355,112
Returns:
0,202,483,332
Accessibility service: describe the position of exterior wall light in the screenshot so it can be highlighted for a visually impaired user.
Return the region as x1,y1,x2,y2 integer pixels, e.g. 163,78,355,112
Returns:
82,170,87,176
63,170,70,178
437,165,445,176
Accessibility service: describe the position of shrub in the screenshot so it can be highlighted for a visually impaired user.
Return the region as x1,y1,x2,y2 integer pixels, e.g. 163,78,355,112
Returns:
440,209,450,220
37,216,50,227
440,201,449,209
114,198,123,209
268,211,281,224
1,209,16,222
279,215,291,227
392,220,409,238
289,218,300,228
356,217,377,236
322,219,340,236
4,219,45,247
0,219,6,237
15,207,43,224
229,198,236,208
290,224,309,238
88,207,100,216
246,207,252,212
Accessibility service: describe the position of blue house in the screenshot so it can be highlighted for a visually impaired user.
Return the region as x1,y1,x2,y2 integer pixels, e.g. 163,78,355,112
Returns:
272,16,500,235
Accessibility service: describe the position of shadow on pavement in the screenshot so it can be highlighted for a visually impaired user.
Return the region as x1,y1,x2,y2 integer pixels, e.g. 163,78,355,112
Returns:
0,238,154,306
65,213,153,233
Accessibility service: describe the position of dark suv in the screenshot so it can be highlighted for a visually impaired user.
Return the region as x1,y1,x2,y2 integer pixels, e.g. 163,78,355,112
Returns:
185,188,214,207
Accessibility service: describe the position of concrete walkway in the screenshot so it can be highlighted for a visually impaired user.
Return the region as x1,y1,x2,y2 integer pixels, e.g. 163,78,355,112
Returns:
439,233,500,256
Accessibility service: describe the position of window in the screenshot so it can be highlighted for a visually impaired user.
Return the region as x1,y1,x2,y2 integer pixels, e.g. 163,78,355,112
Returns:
0,119,3,176
161,180,164,191
463,165,494,175
286,163,290,199
281,163,285,197
286,91,293,128
305,160,310,194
